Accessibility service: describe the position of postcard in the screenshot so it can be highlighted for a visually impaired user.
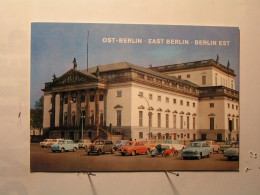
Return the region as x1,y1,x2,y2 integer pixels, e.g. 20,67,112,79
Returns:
30,23,239,172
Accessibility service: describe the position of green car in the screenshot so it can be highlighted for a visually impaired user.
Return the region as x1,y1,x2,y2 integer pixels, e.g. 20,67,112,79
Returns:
224,142,239,160
220,141,236,153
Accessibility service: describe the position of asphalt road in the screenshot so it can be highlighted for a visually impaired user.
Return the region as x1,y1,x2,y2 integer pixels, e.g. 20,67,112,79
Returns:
30,143,239,172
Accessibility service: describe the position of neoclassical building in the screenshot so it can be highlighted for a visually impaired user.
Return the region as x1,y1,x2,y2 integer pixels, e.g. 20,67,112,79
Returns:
42,59,239,142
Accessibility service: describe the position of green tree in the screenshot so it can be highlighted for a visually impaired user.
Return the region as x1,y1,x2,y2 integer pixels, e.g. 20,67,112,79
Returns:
30,96,44,129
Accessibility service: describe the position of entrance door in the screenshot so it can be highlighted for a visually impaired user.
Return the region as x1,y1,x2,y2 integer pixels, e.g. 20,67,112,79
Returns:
201,134,206,140
193,134,196,141
173,133,177,140
217,134,222,142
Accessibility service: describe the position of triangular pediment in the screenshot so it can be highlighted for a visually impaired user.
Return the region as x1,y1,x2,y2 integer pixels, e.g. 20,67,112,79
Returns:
54,69,98,86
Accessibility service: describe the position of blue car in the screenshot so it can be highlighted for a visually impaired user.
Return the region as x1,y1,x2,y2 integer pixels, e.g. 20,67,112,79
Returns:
182,141,213,160
51,139,79,152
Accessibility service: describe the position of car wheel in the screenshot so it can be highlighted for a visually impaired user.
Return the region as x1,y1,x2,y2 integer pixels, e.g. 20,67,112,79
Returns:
61,148,65,153
198,153,202,160
173,150,178,156
183,157,187,160
146,149,150,155
131,150,136,156
151,155,155,157
52,150,56,153
121,153,126,156
73,147,77,152
98,149,102,155
111,148,115,154
228,157,232,161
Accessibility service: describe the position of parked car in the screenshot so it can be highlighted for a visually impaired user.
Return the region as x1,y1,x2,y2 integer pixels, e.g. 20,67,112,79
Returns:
86,140,115,155
40,139,53,148
224,142,239,160
206,140,220,153
114,140,129,150
141,140,158,151
78,139,92,149
220,141,236,153
161,140,185,151
118,141,149,156
51,139,79,152
182,141,213,160
47,138,64,148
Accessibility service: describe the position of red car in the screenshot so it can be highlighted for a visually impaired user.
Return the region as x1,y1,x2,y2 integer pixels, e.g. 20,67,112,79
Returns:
118,141,149,156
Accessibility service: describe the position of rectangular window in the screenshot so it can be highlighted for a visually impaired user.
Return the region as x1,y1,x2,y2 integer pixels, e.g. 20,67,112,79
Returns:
173,99,176,104
117,110,122,126
178,75,182,79
117,91,122,97
158,133,161,139
139,111,143,127
193,102,195,107
166,114,169,128
232,118,234,130
187,74,190,78
210,103,214,108
149,112,152,127
187,133,190,139
80,95,85,103
236,119,239,130
236,105,238,110
173,115,176,128
90,95,95,102
99,94,104,101
202,75,206,85
64,97,68,104
232,104,234,109
187,116,190,129
181,133,183,139
180,100,183,105
166,97,169,103
187,101,190,106
157,96,161,101
210,118,214,129
149,94,153,100
193,117,195,129
158,113,161,128
180,116,183,129
139,132,143,139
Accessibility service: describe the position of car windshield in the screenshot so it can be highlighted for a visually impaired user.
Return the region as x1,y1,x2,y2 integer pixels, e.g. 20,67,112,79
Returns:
231,143,239,148
95,141,104,145
125,142,134,146
59,140,65,144
48,140,53,142
189,143,202,147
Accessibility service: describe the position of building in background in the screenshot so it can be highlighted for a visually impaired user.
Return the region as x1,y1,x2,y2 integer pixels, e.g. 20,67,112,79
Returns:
42,59,239,142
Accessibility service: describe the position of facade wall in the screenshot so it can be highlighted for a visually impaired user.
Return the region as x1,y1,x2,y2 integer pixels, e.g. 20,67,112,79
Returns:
43,94,51,128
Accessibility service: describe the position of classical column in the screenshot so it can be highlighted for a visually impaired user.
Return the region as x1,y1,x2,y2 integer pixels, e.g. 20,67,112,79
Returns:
76,91,81,127
67,92,72,127
59,93,64,127
103,89,107,127
95,88,100,136
85,90,90,127
50,93,56,128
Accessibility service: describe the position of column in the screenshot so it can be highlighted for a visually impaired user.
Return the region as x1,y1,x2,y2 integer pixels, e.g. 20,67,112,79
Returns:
76,91,81,127
67,92,72,127
95,88,100,136
103,89,107,127
51,93,56,128
59,93,64,127
85,90,90,127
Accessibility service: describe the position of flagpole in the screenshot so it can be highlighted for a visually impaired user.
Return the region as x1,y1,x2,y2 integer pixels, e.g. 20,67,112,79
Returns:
87,30,89,72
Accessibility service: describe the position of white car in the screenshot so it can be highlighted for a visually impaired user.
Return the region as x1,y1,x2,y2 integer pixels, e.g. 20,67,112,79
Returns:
78,139,92,149
47,139,64,147
40,139,54,147
161,140,185,151
206,140,220,153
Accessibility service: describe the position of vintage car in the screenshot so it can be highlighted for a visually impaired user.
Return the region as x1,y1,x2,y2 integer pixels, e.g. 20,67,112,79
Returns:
51,139,79,152
182,141,213,159
46,138,64,148
118,141,149,156
40,139,53,148
114,140,129,150
206,140,220,153
224,142,239,160
161,140,185,151
141,140,158,151
86,140,115,155
78,139,92,149
220,141,236,153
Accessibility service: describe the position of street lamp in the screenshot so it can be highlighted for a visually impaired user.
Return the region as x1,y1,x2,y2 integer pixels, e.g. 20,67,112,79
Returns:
81,110,85,140
138,92,151,140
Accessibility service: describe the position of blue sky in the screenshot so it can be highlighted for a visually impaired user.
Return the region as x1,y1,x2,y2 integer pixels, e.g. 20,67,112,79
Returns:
31,23,239,108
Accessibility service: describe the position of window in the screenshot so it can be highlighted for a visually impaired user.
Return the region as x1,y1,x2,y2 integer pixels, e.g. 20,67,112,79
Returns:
236,105,238,110
236,119,239,130
232,118,234,130
180,116,183,129
117,91,122,97
139,132,143,139
157,96,161,101
80,95,85,103
139,111,143,127
173,115,176,128
228,103,230,108
138,92,143,97
166,97,169,103
215,76,218,85
187,116,190,129
180,100,183,105
187,101,190,106
64,97,68,104
202,75,206,85
232,104,234,109
117,110,122,126
158,133,161,139
181,133,183,139
178,75,182,79
210,118,214,129
90,95,95,102
149,94,153,100
193,102,196,107
193,117,196,129
187,133,190,139
173,99,177,104
166,114,169,128
187,74,190,78
99,94,104,101
149,112,152,127
210,103,214,108
157,113,161,128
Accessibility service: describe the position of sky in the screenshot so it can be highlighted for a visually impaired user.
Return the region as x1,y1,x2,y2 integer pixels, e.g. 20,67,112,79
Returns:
31,23,239,108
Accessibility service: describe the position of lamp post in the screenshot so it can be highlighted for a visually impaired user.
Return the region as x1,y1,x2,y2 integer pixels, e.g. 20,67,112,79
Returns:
81,110,85,140
138,93,151,140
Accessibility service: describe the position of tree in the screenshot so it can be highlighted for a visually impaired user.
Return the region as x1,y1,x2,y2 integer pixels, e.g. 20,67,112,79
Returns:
30,96,44,130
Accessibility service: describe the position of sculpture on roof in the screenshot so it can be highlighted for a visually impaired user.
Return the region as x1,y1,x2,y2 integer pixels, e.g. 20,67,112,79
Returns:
227,60,230,69
73,58,77,69
216,54,220,63
52,73,56,81
95,66,100,77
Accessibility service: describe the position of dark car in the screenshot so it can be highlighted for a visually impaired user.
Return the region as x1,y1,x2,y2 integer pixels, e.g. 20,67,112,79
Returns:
86,140,115,155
